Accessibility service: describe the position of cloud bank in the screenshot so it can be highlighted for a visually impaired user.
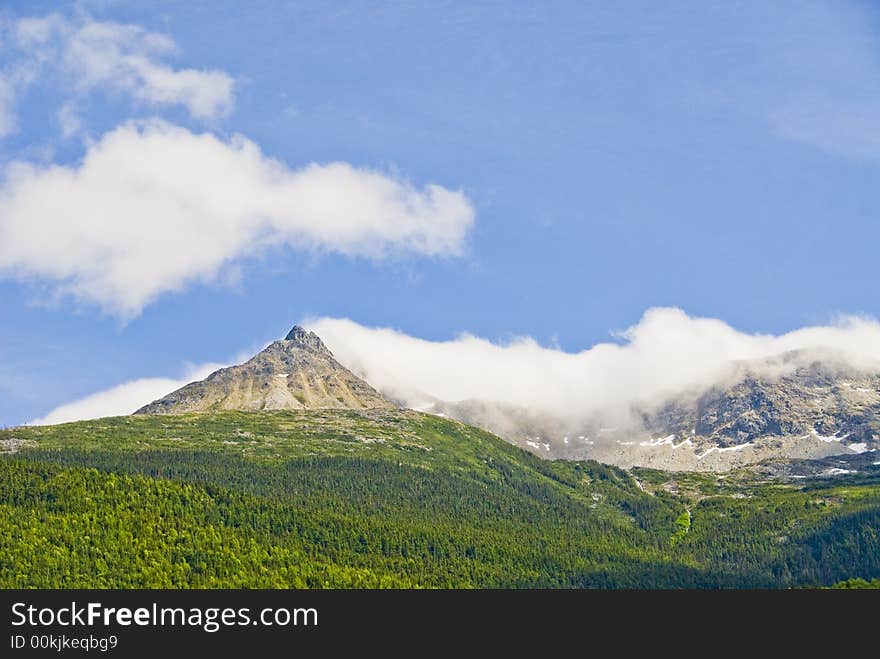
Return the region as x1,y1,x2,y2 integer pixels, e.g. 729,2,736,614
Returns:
0,120,474,317
307,308,880,424
29,362,225,426
3,13,234,133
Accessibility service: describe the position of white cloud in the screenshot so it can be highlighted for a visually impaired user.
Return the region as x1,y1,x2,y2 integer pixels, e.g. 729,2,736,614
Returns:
0,119,474,317
307,307,880,424
29,362,225,425
1,13,235,137
59,18,234,119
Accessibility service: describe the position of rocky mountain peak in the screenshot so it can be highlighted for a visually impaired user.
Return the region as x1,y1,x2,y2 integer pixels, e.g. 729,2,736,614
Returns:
135,325,390,415
284,325,331,355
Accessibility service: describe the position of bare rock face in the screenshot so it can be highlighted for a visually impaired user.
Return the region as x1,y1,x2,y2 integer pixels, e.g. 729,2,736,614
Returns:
284,325,331,353
135,326,393,414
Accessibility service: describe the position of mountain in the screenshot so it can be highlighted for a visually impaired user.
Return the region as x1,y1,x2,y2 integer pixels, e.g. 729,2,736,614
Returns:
427,356,880,471
615,359,880,470
136,326,392,414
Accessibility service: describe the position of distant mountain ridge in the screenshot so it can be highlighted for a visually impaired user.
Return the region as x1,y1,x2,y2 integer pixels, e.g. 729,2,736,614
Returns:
136,326,392,414
426,357,880,471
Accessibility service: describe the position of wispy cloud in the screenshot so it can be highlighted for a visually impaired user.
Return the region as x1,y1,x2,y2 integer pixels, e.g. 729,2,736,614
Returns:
1,12,235,138
0,119,474,317
717,1,880,159
0,75,17,138
56,101,83,139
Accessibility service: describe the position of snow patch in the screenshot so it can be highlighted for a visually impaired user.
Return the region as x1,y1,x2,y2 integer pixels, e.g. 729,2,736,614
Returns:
697,442,755,460
639,435,694,450
810,429,850,443
847,443,869,454
640,434,676,447
822,468,856,476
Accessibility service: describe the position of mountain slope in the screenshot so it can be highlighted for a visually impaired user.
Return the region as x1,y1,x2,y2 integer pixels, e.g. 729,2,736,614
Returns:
136,326,392,414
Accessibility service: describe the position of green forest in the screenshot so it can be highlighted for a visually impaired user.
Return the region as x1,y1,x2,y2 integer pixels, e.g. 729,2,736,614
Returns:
1,409,879,588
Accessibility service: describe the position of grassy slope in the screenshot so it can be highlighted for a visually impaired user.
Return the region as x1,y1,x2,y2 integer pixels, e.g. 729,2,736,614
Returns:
2,410,879,588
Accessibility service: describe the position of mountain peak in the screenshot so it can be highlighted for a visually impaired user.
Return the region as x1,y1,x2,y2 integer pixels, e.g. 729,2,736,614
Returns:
284,325,331,355
135,324,390,415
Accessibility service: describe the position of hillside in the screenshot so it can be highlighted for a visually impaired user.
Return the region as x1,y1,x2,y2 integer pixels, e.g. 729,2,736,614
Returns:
2,410,880,588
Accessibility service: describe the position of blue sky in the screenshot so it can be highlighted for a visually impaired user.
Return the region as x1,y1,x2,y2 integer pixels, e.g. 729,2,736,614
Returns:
2,1,880,426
